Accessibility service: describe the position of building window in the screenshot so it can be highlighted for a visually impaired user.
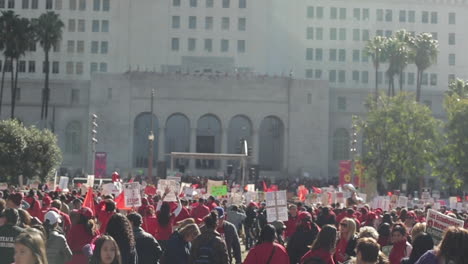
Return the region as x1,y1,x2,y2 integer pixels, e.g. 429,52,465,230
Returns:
173,0,180,6
448,74,455,83
67,40,74,53
306,27,313,39
338,70,346,82
1,0,7,8
422,73,428,85
333,128,350,160
362,29,369,41
78,0,85,10
31,0,38,8
221,39,229,52
171,38,179,51
187,38,196,51
205,0,213,8
22,0,28,8
102,0,109,11
362,52,369,62
101,20,109,32
307,6,314,18
76,62,83,74
237,40,245,53
362,71,369,83
352,70,359,82
238,17,246,31
306,48,313,60
205,17,213,30
172,16,180,29
385,30,392,37
71,89,80,104
363,8,369,20
46,0,53,9
330,7,337,19
330,28,337,40
52,61,59,73
352,50,360,62
66,61,73,74
315,48,323,61
329,70,336,82
399,10,406,22
431,12,437,24
189,16,197,29
65,121,81,154
77,19,85,32
430,73,437,86
449,53,455,66
338,49,346,62
337,96,347,110
377,9,383,21
100,62,107,72
316,6,324,18
204,39,212,52
69,0,75,9
422,11,429,23
306,69,313,78
376,30,383,36
91,41,98,53
385,9,392,21
352,29,360,41
90,62,98,73
93,0,99,10
353,8,360,20
329,49,337,61
339,8,346,19
18,61,26,72
238,0,246,8
408,10,415,22
222,17,229,30
190,0,197,7
92,20,99,32
28,61,35,72
448,33,455,45
449,12,456,24
55,0,62,10
7,0,14,8
222,0,229,8
77,40,84,53
316,28,323,40
315,69,322,79
68,19,75,32
339,28,346,40
407,72,415,85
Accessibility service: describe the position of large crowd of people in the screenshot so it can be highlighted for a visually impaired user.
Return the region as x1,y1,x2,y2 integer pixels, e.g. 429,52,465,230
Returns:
0,180,468,264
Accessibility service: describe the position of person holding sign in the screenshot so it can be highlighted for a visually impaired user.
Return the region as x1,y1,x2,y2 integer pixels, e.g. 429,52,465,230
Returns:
155,187,183,250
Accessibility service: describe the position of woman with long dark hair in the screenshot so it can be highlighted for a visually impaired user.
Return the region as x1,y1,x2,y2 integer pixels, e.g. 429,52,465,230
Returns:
155,187,182,250
66,207,99,264
401,232,433,264
300,225,337,264
105,213,137,264
89,235,122,264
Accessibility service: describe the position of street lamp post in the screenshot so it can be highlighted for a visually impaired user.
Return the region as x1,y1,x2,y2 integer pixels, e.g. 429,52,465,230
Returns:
350,121,358,186
91,114,98,175
148,89,155,184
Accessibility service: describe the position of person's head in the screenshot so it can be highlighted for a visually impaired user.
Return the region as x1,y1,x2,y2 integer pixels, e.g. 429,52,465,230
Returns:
106,213,135,254
18,209,32,227
391,223,407,243
408,232,434,263
104,199,116,212
436,226,468,264
289,204,298,217
310,224,337,253
378,222,391,238
339,217,357,240
179,223,201,243
198,198,204,204
177,218,195,230
203,211,218,230
1,208,19,225
126,213,142,228
214,207,225,227
72,198,82,210
14,228,47,264
356,237,380,264
382,213,393,225
230,205,238,212
7,193,23,209
157,202,171,227
76,207,98,236
259,224,276,244
358,226,379,241
411,222,426,240
207,196,215,203
90,235,122,264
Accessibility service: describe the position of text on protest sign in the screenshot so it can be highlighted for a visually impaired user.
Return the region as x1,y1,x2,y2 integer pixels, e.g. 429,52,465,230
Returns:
426,209,464,244
265,190,288,222
102,182,123,196
59,177,69,190
124,182,142,207
158,179,180,202
211,185,228,197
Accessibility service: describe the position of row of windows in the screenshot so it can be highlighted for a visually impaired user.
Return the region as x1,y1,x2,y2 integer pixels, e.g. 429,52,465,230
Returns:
306,48,371,62
173,0,247,9
306,27,370,41
0,60,106,75
172,16,246,31
171,38,245,53
306,6,456,25
65,40,108,54
68,19,109,33
0,0,110,10
69,0,109,11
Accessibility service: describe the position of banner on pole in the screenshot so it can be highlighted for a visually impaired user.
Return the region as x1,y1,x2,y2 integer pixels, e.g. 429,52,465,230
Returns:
94,152,107,178
124,182,142,207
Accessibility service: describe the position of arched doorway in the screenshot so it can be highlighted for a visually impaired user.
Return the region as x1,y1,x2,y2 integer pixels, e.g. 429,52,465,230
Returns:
133,112,158,168
165,113,190,168
259,116,284,171
196,114,221,169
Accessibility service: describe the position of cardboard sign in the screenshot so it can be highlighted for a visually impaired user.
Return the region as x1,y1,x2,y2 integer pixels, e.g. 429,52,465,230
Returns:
58,177,69,190
124,182,142,207
179,182,191,195
265,190,288,222
398,196,408,208
167,176,181,183
0,183,7,190
102,182,123,196
87,175,95,187
211,185,228,197
158,180,180,202
426,209,464,243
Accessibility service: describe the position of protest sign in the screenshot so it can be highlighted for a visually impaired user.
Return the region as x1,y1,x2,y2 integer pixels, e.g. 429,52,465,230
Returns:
0,183,7,190
179,182,191,195
449,197,458,209
246,184,255,192
87,175,95,187
433,202,440,210
102,182,123,196
456,202,463,212
184,187,195,199
207,180,224,195
390,195,399,209
229,192,243,206
265,190,288,222
144,185,157,196
398,196,408,208
422,191,431,201
426,209,464,243
167,176,181,183
58,177,69,190
124,182,142,207
158,179,180,202
211,185,228,197
244,192,258,203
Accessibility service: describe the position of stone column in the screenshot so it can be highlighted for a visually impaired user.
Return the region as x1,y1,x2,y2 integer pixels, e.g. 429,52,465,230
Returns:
189,128,197,170
251,129,259,164
158,127,165,161
220,129,228,171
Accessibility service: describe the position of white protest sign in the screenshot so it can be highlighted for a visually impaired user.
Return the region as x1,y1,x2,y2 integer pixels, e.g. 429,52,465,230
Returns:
29,182,39,190
244,192,258,203
456,202,463,212
158,179,180,202
0,183,7,190
246,184,255,192
422,191,431,201
265,190,288,222
184,187,195,200
87,175,95,187
433,202,440,210
426,209,464,243
102,182,123,196
59,177,69,190
449,197,458,209
398,196,408,208
124,182,142,207
336,192,345,204
167,176,181,183
179,182,191,195
432,190,440,200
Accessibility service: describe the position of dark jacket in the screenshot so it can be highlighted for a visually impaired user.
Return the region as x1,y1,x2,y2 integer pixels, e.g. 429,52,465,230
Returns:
345,235,357,258
134,227,163,264
0,224,24,264
221,221,242,264
163,231,190,264
190,229,228,264
287,224,320,264
46,229,73,264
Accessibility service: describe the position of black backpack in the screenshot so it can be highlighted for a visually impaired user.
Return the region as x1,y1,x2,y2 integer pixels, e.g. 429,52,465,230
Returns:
194,238,217,264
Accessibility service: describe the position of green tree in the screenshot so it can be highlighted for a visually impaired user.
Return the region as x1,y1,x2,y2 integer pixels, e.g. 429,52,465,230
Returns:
34,12,64,126
0,120,62,184
364,36,387,102
394,30,414,92
384,37,402,96
435,79,468,188
409,33,438,102
357,93,442,194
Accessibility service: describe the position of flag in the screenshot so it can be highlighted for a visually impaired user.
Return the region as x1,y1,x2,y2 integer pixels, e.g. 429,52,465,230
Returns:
262,181,268,192
270,185,279,192
298,185,309,201
312,186,322,194
115,192,131,210
83,187,95,215
339,160,352,186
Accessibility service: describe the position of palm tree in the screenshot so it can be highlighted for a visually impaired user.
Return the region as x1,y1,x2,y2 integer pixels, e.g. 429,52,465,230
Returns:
34,12,64,125
410,33,438,102
383,37,401,96
447,78,468,98
364,36,387,101
0,11,17,117
394,30,414,92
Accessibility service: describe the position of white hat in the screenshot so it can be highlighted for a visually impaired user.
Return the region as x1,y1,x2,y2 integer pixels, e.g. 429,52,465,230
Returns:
44,211,62,225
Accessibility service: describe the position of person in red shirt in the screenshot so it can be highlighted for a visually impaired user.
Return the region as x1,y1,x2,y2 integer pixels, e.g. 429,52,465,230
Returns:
284,204,299,240
142,205,157,238
39,195,52,222
97,199,116,234
155,188,182,250
66,207,100,264
334,218,357,263
243,224,290,264
25,190,41,219
300,224,337,264
191,198,210,220
174,199,191,223
206,196,217,211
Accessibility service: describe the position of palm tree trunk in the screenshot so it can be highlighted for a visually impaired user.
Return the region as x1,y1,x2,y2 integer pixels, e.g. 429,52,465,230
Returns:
10,58,15,119
0,56,7,116
44,50,50,126
416,70,422,102
399,69,403,92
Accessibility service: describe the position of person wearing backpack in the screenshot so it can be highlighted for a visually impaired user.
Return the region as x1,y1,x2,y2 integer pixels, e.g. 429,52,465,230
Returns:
190,211,228,264
243,224,290,264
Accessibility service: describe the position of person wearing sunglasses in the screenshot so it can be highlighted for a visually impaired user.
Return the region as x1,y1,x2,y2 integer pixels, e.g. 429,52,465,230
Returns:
335,218,358,263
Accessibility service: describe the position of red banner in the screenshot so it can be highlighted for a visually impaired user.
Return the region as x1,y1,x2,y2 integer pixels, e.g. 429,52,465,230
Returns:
339,160,363,188
95,152,107,178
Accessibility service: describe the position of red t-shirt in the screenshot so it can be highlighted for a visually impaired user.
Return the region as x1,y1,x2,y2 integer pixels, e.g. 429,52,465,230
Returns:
142,216,158,238
243,242,290,264
285,215,299,238
155,215,175,241
191,204,210,220
334,238,349,263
